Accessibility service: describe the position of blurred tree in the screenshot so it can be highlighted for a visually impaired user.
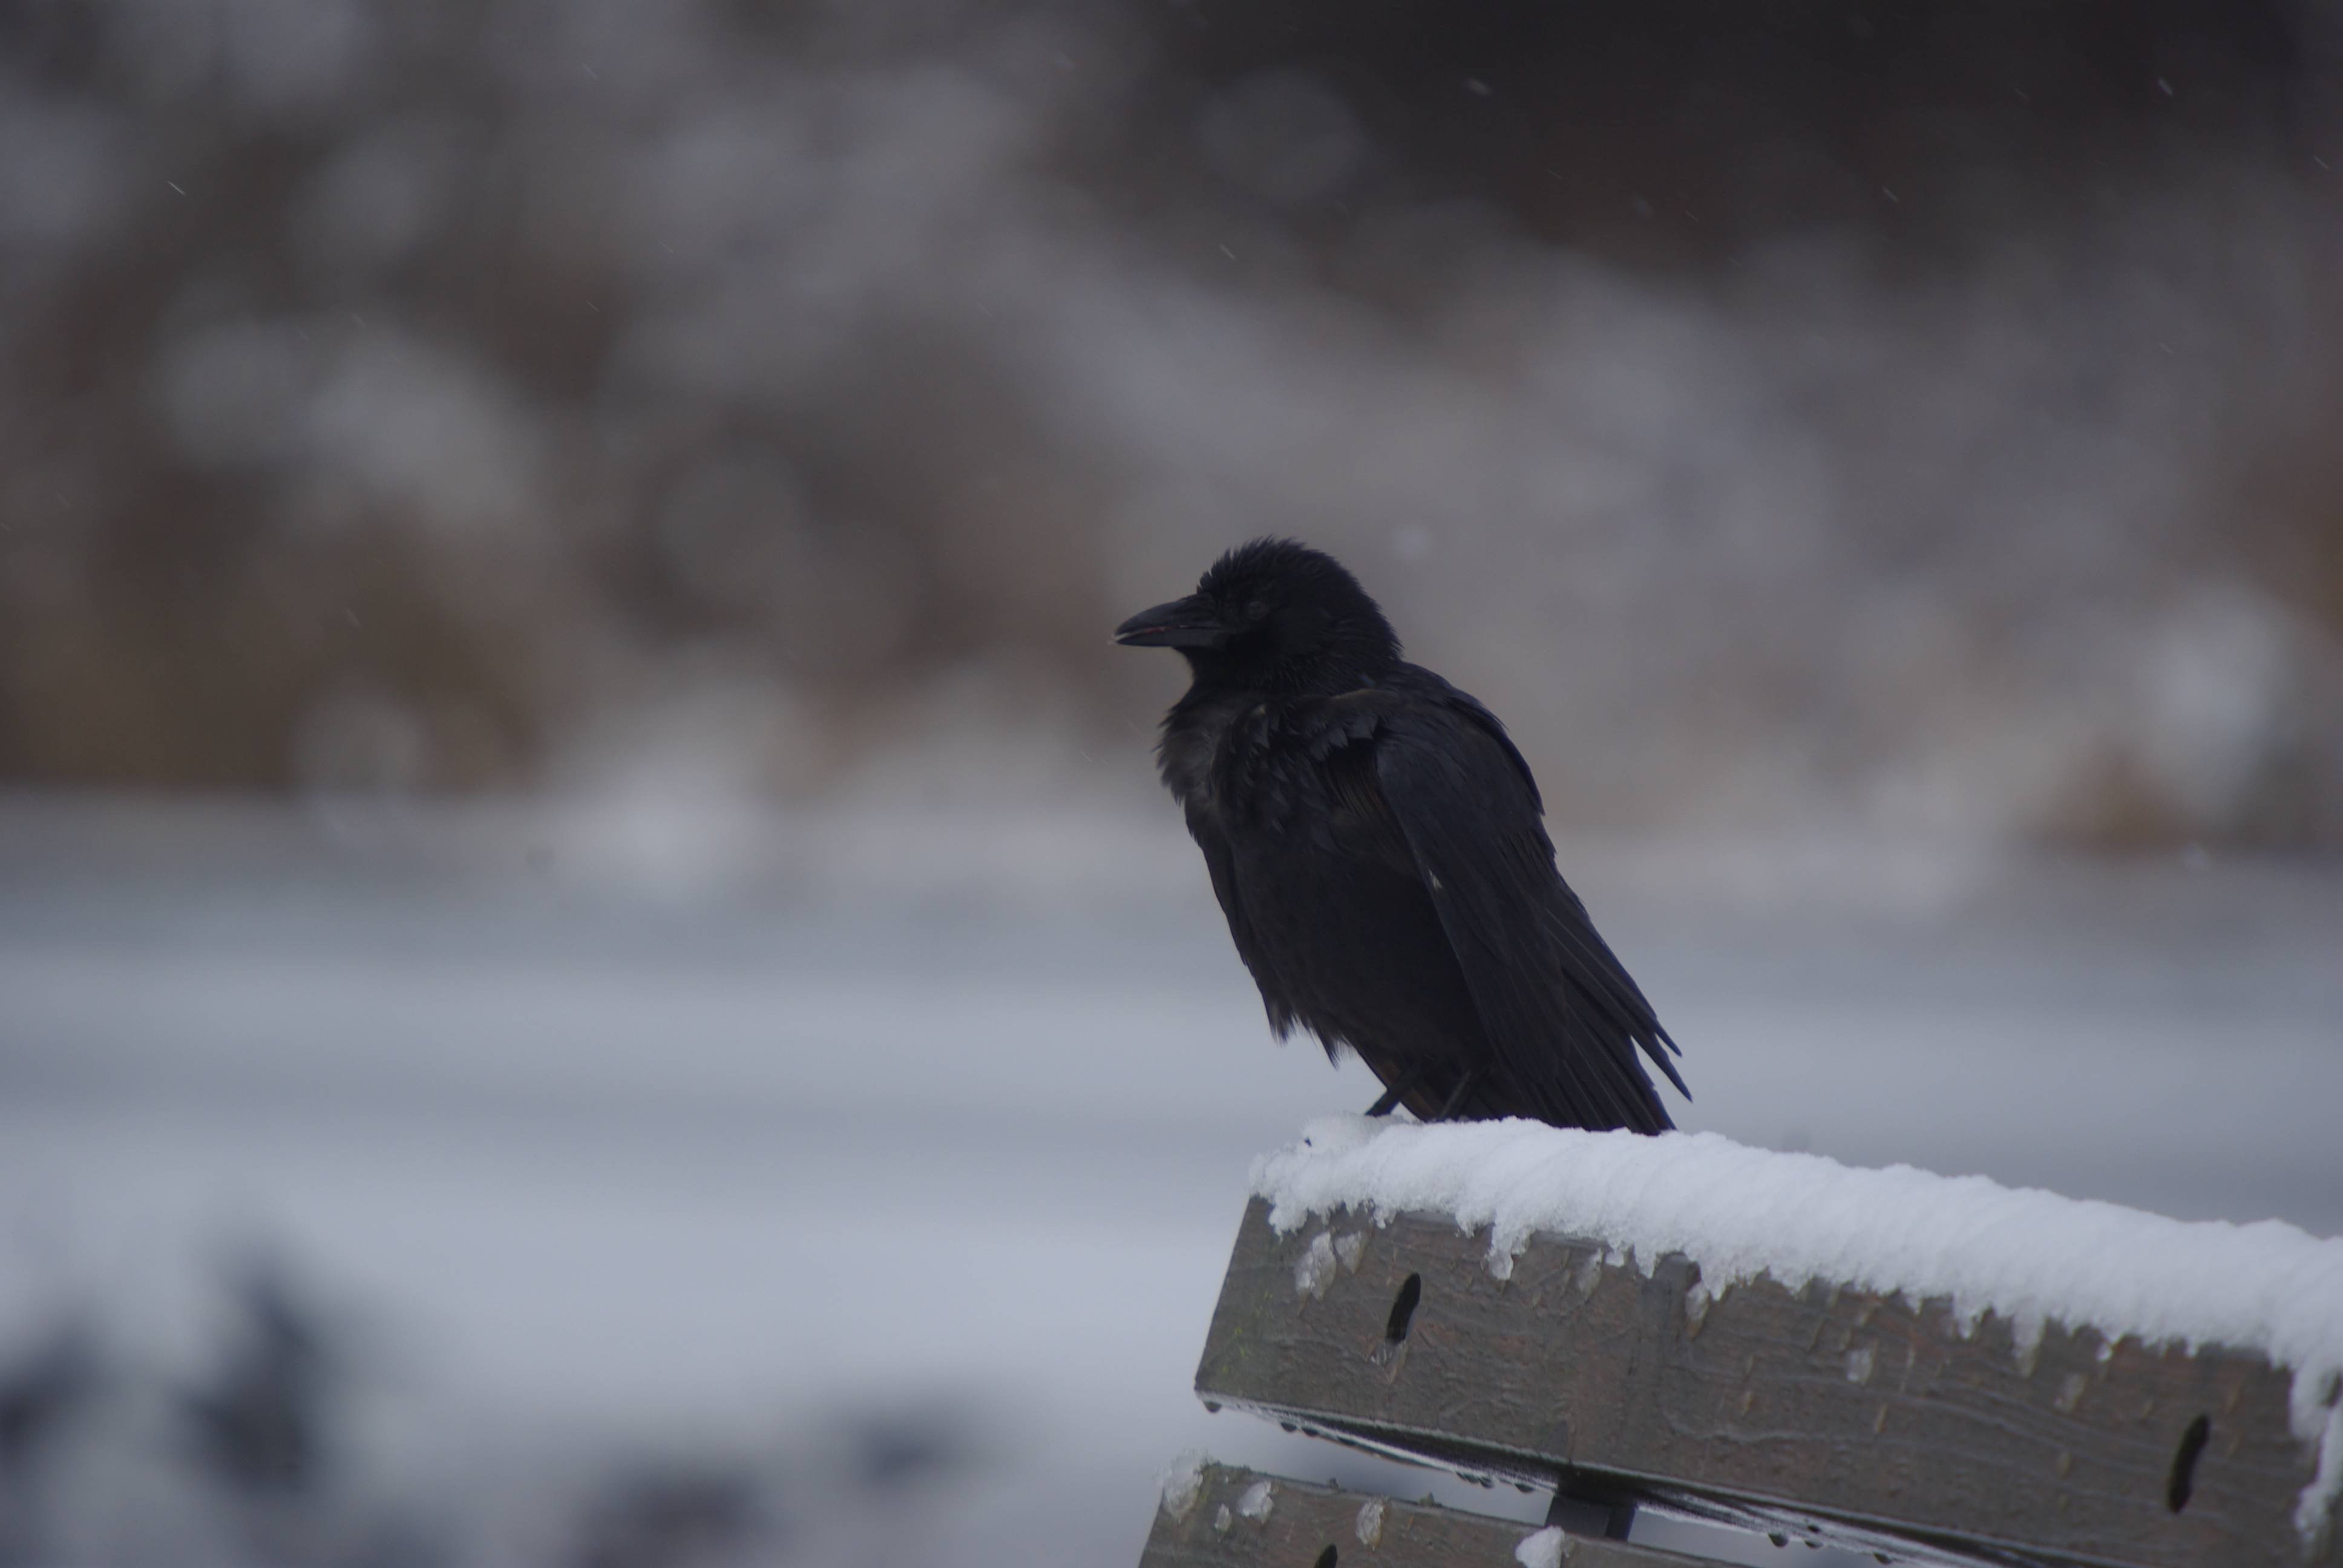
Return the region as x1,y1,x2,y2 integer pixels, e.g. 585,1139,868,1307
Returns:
1,0,2337,844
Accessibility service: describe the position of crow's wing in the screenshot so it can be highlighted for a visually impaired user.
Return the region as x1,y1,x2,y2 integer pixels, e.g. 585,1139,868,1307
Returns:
1355,694,1685,1132
1183,799,1304,1040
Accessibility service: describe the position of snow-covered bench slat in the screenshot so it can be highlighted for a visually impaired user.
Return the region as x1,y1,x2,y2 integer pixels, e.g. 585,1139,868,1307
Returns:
1144,1459,1698,1568
1188,1120,2343,1568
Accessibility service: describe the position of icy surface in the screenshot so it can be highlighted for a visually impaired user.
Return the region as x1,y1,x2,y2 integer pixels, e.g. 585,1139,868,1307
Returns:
1255,1116,2343,1543
6,807,2341,1567
1236,1478,1276,1521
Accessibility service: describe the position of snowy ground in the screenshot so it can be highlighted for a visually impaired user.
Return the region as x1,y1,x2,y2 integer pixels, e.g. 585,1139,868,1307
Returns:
1,799,2336,1566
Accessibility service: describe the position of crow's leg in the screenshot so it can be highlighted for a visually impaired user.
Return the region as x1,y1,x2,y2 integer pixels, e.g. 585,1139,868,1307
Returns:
1364,1063,1421,1118
1430,1067,1483,1122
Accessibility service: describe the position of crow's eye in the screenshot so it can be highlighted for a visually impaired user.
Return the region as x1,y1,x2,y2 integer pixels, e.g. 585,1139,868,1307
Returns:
1245,598,1270,622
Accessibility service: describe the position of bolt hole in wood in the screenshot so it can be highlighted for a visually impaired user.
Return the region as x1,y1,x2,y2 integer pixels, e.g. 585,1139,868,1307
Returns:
1384,1273,1423,1344
2166,1414,2211,1512
1312,1547,1337,1568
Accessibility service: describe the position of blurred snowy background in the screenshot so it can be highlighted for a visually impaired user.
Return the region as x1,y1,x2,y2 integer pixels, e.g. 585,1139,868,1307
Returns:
2,1,2341,1564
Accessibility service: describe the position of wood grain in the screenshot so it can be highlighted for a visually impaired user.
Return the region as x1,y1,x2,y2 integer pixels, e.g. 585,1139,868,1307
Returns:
1195,1199,2342,1568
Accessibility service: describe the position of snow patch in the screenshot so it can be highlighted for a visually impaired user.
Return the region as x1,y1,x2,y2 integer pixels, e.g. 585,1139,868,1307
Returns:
1236,1478,1275,1521
1514,1524,1570,1567
2308,1402,2343,1547
1294,1231,1337,1298
1354,1496,1385,1546
1158,1449,1208,1521
1253,1116,2343,1545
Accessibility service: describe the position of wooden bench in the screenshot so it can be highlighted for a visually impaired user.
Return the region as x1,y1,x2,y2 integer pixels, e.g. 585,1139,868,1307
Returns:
1136,1126,2343,1568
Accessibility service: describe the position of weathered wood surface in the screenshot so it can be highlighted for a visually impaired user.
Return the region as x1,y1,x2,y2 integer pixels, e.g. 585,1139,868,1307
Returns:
1139,1462,1705,1567
1198,1198,2342,1568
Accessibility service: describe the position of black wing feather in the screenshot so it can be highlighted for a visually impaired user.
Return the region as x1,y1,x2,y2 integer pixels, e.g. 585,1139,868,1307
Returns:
1184,803,1303,1041
1368,701,1679,1133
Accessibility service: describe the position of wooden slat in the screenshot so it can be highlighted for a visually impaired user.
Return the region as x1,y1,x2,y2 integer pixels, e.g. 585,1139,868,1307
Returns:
1196,1199,2342,1568
1139,1461,1705,1567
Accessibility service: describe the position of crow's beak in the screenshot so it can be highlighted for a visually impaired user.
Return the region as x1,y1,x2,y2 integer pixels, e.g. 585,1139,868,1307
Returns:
1114,595,1228,648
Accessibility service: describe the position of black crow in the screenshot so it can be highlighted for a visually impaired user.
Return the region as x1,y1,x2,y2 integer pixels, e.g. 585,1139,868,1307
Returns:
1115,538,1688,1132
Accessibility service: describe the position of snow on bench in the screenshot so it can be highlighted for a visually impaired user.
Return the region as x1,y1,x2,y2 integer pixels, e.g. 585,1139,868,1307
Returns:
1164,1116,2343,1568
1143,1456,1694,1568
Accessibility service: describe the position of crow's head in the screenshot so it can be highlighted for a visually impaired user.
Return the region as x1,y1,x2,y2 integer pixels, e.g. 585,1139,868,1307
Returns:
1114,537,1400,691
